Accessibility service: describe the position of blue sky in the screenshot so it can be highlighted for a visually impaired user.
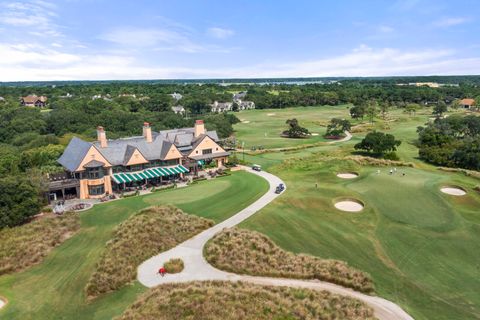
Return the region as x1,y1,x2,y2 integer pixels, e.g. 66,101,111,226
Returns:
0,0,479,81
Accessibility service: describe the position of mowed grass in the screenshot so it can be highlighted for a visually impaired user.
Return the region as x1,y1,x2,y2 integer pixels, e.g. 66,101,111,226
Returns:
241,159,480,320
234,105,352,149
0,171,269,320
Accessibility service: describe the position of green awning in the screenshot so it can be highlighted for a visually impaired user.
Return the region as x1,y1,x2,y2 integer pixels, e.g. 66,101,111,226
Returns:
144,169,159,178
178,165,189,173
112,164,188,184
152,168,166,176
112,174,123,184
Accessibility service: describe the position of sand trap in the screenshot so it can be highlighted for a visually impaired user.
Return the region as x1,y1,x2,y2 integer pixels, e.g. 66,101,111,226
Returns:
440,187,467,196
334,199,364,212
311,133,319,136
337,173,359,179
242,120,250,124
267,113,276,116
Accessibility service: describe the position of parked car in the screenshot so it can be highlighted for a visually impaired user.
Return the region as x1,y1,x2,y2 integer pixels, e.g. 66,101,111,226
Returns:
252,164,262,171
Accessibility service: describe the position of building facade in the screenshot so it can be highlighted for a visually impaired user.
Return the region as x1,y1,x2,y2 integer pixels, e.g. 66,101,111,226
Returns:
21,95,48,107
53,120,229,200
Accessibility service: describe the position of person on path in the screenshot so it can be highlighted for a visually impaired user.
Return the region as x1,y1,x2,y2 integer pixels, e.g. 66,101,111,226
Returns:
159,267,166,277
389,169,393,175
315,183,318,188
376,169,380,175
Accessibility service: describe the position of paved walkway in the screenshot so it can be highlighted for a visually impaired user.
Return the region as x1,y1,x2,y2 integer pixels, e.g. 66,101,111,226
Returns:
326,130,352,144
137,166,413,320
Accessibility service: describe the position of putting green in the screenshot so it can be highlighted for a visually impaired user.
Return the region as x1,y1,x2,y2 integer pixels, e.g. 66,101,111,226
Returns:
0,171,269,320
241,161,480,320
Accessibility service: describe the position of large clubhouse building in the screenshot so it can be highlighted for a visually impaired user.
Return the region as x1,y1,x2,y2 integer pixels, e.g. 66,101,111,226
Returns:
52,120,229,200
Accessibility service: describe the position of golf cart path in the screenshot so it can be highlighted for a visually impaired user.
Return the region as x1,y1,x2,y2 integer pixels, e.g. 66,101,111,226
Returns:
137,166,412,320
327,130,352,144
236,131,353,153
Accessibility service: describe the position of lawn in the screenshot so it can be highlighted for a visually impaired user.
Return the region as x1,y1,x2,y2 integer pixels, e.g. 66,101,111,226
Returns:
234,105,352,149
0,171,269,320
240,159,480,320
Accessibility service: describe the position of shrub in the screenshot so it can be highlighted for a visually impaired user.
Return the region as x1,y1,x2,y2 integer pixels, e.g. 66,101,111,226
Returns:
116,281,375,320
205,228,374,293
163,258,184,273
0,213,80,275
383,152,400,161
0,175,44,228
85,206,213,299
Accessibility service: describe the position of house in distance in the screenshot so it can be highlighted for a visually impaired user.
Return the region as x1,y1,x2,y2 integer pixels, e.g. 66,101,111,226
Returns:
20,95,48,107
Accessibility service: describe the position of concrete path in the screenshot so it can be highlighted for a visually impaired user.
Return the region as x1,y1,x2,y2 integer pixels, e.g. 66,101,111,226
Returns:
137,166,413,320
326,130,352,144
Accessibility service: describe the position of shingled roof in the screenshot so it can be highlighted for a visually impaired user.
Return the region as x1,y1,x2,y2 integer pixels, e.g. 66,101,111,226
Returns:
57,137,92,172
58,125,222,172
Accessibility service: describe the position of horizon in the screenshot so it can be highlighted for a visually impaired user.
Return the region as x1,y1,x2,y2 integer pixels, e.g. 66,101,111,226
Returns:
0,0,479,81
1,74,479,86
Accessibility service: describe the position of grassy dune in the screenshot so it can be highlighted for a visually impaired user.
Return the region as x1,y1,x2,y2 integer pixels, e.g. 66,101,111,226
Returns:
0,213,80,275
205,228,374,293
117,281,376,320
85,206,213,299
0,171,269,320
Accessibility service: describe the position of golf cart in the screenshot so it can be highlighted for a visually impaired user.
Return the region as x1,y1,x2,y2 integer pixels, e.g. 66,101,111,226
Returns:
252,164,262,171
275,183,285,194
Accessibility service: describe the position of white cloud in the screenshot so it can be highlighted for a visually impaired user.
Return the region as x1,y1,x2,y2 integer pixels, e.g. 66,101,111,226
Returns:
1,43,480,81
99,27,182,47
433,17,471,27
100,26,233,53
207,27,234,39
378,25,394,33
0,0,61,36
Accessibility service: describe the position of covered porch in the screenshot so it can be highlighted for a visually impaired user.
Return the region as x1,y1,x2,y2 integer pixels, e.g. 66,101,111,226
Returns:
111,164,189,192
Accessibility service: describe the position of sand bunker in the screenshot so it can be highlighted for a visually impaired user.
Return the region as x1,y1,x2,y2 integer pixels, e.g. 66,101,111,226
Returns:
242,120,250,124
440,187,467,196
337,173,359,179
311,133,319,136
267,113,276,116
334,199,364,212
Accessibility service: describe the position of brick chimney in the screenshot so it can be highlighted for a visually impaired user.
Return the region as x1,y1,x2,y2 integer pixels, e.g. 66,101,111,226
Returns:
194,120,205,138
97,126,107,148
143,122,152,143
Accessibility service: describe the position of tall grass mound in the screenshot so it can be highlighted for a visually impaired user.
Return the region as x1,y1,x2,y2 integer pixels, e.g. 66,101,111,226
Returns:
0,213,80,275
85,206,213,299
163,258,184,274
205,228,374,293
117,281,376,320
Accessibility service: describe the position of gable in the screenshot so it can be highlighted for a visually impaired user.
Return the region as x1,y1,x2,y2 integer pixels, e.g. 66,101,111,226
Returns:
163,144,183,160
188,135,225,157
75,146,112,171
125,148,149,166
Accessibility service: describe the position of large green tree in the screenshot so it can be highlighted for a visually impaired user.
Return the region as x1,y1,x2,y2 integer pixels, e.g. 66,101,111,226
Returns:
0,175,43,228
354,131,401,155
283,118,310,138
325,118,351,137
